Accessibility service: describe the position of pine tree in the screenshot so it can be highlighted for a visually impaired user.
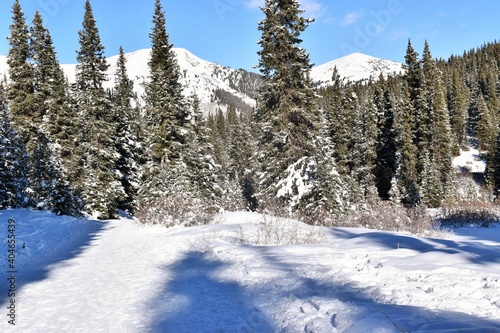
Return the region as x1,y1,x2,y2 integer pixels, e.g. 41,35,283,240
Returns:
112,46,143,214
447,68,470,153
489,129,500,198
140,0,191,205
28,11,80,214
421,41,455,206
374,78,397,200
256,0,332,214
7,0,35,150
475,91,495,152
224,105,259,210
184,93,221,208
74,0,123,219
0,105,30,209
392,79,420,206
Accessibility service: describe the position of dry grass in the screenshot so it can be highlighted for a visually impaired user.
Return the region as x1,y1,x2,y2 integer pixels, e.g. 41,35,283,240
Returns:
136,193,216,227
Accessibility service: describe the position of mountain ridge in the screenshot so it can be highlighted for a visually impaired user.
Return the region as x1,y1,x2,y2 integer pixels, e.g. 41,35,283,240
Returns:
0,49,403,113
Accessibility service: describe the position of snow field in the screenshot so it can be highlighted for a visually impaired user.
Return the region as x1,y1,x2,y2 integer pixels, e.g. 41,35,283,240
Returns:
1,210,500,332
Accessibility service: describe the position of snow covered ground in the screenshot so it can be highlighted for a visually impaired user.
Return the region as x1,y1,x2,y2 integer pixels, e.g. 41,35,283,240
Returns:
1,209,500,332
452,146,486,173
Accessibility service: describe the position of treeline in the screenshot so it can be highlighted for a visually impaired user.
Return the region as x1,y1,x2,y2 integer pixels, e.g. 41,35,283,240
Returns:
314,39,500,212
2,0,500,224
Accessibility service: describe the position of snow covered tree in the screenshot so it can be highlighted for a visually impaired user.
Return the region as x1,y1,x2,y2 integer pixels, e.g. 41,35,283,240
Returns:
112,46,143,214
74,0,124,219
420,41,455,207
392,79,420,206
0,105,30,209
184,93,221,207
140,0,191,206
28,11,80,213
373,80,397,200
7,0,35,150
227,107,259,210
475,91,496,152
447,67,470,154
255,0,337,215
489,129,500,198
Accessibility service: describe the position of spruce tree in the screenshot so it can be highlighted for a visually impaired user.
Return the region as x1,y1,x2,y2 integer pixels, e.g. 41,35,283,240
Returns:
113,46,143,214
256,0,335,214
7,0,35,150
421,41,455,206
475,91,495,152
140,0,191,206
392,79,420,206
29,11,81,214
373,78,397,200
184,93,221,208
74,0,124,219
0,105,30,209
489,129,500,198
447,68,469,153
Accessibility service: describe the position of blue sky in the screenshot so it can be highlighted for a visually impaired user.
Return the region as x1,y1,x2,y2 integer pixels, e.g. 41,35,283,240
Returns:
0,0,499,71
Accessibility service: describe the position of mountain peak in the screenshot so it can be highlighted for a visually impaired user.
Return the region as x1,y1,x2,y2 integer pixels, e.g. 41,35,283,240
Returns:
311,52,403,86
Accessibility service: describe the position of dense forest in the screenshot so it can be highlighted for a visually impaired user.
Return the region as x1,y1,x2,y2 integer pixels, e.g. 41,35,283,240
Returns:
2,0,500,227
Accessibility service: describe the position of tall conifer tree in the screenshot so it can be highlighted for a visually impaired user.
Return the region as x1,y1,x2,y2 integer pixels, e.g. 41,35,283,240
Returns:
74,0,124,219
140,0,191,205
7,0,35,150
113,46,143,214
0,106,30,209
255,0,341,214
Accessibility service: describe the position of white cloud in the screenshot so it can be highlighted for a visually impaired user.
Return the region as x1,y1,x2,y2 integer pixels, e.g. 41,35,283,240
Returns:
339,12,363,26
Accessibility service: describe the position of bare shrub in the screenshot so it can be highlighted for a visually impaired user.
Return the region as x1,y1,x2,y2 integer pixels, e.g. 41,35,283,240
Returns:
235,212,326,246
136,193,216,227
346,202,437,235
438,201,500,227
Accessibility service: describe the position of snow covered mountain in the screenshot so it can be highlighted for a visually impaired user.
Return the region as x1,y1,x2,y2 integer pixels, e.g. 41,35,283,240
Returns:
61,48,262,115
311,52,404,87
0,50,403,113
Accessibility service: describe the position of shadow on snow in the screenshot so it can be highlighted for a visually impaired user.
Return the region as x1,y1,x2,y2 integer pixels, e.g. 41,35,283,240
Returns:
148,250,275,333
330,228,500,265
0,211,108,307
148,243,500,332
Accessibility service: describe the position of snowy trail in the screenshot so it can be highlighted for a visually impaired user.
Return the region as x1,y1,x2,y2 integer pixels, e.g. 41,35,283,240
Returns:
1,210,500,332
0,212,184,332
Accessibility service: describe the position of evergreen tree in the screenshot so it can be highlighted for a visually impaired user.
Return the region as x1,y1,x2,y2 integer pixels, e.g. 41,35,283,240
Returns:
489,129,500,198
255,0,338,214
29,11,82,214
421,41,455,206
74,0,123,219
392,79,420,206
140,0,191,205
113,46,143,214
475,91,496,152
0,105,30,209
374,79,397,200
184,93,221,207
7,0,35,150
225,105,259,210
447,68,470,153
